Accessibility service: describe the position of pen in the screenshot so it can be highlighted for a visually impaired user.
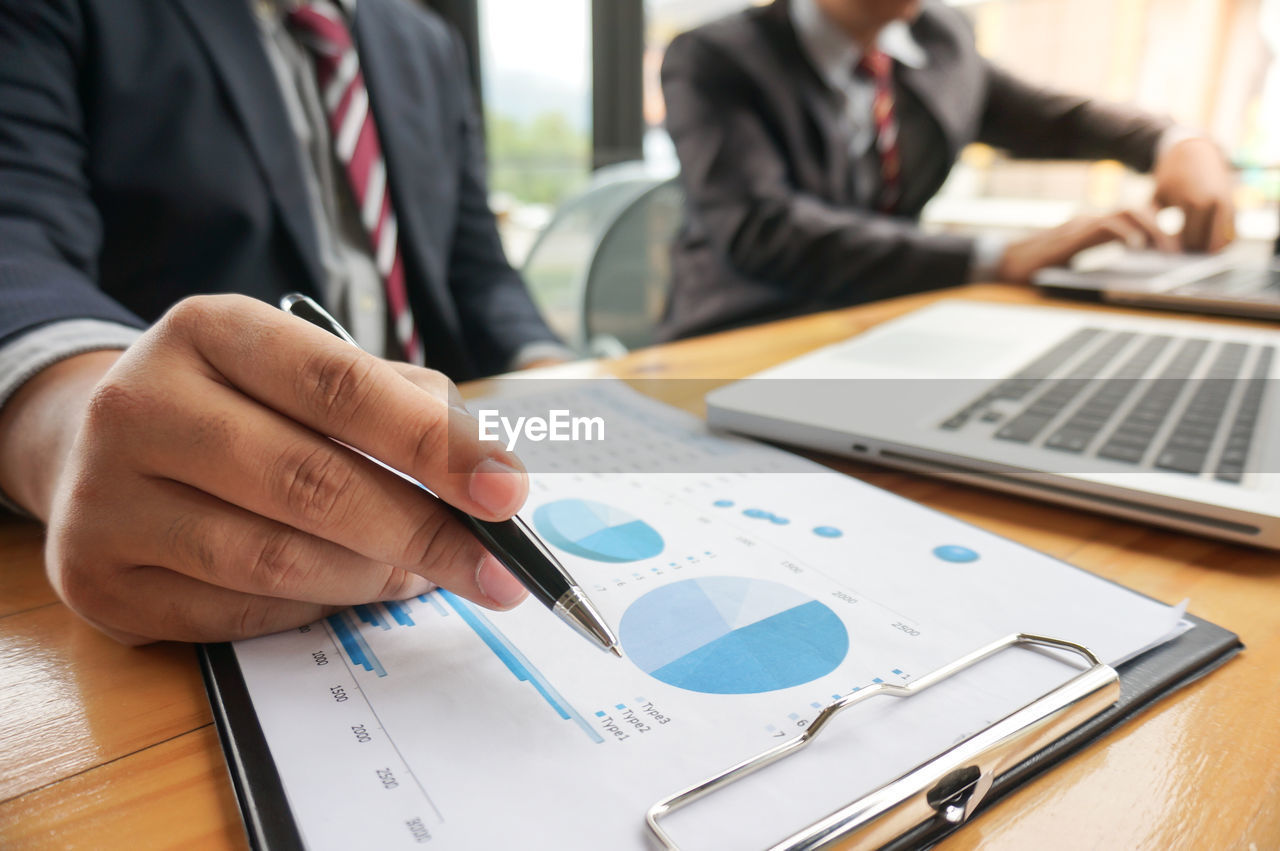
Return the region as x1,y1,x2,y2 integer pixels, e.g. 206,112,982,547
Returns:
280,293,622,657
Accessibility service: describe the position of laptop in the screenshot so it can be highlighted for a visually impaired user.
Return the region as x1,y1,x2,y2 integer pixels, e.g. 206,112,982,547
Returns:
1034,206,1280,320
705,300,1280,549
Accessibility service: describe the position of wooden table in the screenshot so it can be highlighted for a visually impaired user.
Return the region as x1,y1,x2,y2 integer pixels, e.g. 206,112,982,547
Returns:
2,284,1277,849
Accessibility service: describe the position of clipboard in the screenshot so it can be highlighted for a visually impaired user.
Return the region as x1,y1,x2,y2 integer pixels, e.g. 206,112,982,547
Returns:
199,610,1240,851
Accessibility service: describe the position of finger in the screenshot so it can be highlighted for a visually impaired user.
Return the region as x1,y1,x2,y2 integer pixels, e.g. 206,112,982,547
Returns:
114,369,442,567
1205,202,1235,252
387,361,467,411
1065,218,1143,258
77,563,338,643
159,295,527,520
1180,204,1213,252
1121,207,1178,253
117,381,527,609
126,478,433,604
1105,216,1151,250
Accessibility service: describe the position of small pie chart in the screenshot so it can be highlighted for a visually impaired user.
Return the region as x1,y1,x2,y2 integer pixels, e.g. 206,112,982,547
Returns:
532,499,665,563
620,577,849,695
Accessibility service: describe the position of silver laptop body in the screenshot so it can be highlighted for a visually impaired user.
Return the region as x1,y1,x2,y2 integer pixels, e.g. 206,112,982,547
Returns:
1035,209,1280,320
706,300,1280,549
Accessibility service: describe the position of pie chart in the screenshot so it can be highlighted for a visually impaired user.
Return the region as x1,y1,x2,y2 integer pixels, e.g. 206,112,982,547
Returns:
620,577,848,694
531,499,665,563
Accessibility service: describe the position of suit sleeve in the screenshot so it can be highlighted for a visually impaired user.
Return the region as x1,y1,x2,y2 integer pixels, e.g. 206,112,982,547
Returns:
0,0,147,350
977,61,1172,171
441,32,563,376
661,32,975,305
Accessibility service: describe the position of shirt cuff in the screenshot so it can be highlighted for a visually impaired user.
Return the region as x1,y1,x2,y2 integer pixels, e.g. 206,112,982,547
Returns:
0,319,143,516
507,341,577,371
967,233,1009,283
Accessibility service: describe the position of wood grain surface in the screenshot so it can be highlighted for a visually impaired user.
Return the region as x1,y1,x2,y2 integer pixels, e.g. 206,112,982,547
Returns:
1,284,1276,849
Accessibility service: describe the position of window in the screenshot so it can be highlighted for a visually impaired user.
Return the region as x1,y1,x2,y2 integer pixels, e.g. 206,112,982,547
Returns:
478,0,593,261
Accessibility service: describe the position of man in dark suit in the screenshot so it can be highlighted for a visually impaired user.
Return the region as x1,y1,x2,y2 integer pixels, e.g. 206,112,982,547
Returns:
659,0,1238,340
0,0,562,642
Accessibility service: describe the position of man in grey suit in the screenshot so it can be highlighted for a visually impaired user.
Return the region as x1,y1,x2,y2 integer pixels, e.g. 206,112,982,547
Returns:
659,0,1237,340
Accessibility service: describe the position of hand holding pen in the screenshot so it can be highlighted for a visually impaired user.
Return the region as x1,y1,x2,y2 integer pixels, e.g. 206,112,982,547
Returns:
29,294,540,643
281,294,619,654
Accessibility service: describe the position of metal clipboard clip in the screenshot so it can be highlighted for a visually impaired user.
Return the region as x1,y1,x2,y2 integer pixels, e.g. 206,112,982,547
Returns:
646,633,1120,851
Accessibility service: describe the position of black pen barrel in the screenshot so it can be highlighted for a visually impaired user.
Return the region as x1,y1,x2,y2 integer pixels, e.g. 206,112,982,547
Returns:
449,507,567,609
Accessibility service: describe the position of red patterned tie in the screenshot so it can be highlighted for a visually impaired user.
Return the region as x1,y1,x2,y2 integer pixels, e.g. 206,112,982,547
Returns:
287,2,423,364
855,49,902,214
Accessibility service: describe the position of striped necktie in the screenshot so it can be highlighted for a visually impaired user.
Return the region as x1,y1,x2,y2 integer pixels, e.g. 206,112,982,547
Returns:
287,1,423,364
854,49,902,215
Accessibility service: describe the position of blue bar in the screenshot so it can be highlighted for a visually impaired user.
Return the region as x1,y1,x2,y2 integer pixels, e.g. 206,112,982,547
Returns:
384,600,415,627
420,592,450,616
327,612,387,677
440,591,604,744
354,604,388,630
327,613,368,670
892,668,903,675
348,615,387,676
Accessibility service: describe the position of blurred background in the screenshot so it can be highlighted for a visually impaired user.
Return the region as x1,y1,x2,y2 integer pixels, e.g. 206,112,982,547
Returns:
425,0,1279,347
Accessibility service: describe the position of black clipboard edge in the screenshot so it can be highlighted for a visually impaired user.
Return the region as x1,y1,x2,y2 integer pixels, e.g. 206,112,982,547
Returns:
199,641,305,851
885,612,1242,850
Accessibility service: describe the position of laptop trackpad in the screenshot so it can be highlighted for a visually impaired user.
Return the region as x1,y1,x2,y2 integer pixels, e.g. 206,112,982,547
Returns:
834,329,1013,377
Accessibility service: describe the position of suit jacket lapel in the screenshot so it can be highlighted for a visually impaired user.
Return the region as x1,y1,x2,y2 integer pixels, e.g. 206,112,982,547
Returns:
894,9,986,166
168,0,326,292
895,65,961,163
796,70,855,204
761,1,853,204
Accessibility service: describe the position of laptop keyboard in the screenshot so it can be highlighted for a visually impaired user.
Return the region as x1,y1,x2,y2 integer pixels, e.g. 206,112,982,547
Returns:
940,328,1274,483
992,332,1136,443
1095,338,1211,465
1216,347,1274,482
1048,334,1172,454
1175,267,1280,297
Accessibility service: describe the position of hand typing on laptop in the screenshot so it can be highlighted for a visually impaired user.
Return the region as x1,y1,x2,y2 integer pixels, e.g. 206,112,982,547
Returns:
996,207,1179,284
0,296,532,644
997,136,1235,284
1152,137,1237,252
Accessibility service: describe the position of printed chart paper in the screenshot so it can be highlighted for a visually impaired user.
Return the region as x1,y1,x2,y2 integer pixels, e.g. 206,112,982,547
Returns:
231,383,1184,850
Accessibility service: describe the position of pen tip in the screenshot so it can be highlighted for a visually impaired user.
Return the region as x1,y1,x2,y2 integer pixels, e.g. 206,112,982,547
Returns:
609,645,623,658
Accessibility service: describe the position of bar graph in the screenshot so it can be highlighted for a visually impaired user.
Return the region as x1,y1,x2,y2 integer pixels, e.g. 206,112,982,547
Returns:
354,604,389,630
384,599,415,627
328,598,434,677
439,591,604,743
326,611,387,677
322,592,602,742
421,592,449,616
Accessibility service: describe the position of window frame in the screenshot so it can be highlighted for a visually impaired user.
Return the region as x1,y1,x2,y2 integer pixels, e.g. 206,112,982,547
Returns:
423,0,645,169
